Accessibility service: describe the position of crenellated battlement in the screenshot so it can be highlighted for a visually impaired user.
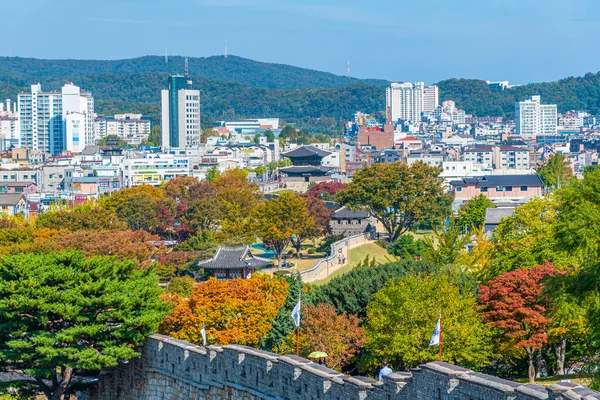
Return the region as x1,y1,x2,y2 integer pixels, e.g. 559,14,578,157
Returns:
95,334,600,399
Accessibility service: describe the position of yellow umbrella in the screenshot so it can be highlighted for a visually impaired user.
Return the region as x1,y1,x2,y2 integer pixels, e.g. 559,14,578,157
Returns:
308,351,328,359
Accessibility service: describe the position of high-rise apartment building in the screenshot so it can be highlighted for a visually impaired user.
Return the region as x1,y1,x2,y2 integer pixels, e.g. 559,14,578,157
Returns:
515,95,557,137
161,76,201,150
18,83,94,155
386,82,439,123
0,100,19,151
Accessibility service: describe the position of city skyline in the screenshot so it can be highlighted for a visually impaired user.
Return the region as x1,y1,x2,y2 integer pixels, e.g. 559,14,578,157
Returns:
2,0,600,84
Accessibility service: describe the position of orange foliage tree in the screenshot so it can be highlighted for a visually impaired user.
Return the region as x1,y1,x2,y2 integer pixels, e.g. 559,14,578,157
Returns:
54,229,161,263
160,275,289,346
276,303,367,371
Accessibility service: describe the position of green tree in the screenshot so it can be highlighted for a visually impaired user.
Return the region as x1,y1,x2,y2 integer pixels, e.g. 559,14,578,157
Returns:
337,162,448,242
365,274,491,371
0,251,169,400
423,220,470,266
97,134,126,147
279,125,297,140
488,196,574,280
313,260,441,319
537,154,572,190
115,193,158,231
264,129,275,142
387,234,427,259
554,166,600,262
252,192,313,266
148,125,161,146
36,203,126,232
458,194,495,231
261,274,306,351
205,166,221,182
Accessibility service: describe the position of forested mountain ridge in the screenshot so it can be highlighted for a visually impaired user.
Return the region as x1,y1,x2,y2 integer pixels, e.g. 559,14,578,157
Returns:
0,55,389,90
2,55,600,131
438,73,600,118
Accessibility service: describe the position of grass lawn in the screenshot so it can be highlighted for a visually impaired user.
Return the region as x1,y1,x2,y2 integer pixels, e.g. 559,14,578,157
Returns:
514,373,593,387
312,242,394,285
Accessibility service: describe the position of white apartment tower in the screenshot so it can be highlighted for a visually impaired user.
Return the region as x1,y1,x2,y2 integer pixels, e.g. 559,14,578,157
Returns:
386,82,439,123
516,95,557,137
18,83,94,155
161,75,201,150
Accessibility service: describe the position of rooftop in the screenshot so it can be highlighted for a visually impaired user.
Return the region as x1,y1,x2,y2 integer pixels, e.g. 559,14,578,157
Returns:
198,246,270,270
451,174,543,187
282,145,331,158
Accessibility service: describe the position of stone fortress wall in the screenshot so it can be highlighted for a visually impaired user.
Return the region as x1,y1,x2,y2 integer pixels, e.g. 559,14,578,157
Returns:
95,334,600,400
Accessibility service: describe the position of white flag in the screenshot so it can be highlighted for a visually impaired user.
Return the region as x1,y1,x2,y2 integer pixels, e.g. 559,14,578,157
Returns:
201,325,207,346
291,298,301,327
429,317,441,346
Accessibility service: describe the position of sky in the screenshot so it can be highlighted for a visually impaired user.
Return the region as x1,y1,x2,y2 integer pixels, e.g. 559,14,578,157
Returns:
2,0,599,84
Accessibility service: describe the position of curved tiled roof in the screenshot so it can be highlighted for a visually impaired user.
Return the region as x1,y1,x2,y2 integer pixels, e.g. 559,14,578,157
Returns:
282,145,331,158
198,246,269,270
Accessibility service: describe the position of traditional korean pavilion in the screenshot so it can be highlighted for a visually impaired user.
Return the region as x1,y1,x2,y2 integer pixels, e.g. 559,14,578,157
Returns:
279,145,334,178
198,246,270,280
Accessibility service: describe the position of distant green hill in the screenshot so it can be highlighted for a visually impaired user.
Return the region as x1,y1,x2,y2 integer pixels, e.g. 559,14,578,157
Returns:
2,55,600,132
0,55,388,90
438,73,600,118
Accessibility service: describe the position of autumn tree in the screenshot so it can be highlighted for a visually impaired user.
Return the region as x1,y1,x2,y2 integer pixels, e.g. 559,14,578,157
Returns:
0,251,169,400
337,161,448,242
160,275,288,346
479,263,560,383
98,184,163,213
53,229,160,264
213,169,263,237
291,195,332,253
307,181,346,201
458,194,495,231
537,153,572,190
276,303,367,371
36,203,126,232
252,192,313,265
365,274,491,371
115,193,159,231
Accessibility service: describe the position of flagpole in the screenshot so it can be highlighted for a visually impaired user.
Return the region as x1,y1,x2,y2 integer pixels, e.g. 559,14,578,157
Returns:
439,311,443,362
296,325,299,356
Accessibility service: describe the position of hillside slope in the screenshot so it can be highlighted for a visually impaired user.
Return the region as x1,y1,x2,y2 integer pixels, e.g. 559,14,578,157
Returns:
0,55,388,90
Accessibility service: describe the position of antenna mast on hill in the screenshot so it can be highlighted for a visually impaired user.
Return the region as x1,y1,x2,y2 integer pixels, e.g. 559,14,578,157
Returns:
346,59,351,77
165,48,168,63
225,41,228,58
185,57,189,77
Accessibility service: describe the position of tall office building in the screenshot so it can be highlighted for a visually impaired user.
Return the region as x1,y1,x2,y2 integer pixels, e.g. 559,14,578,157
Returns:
515,95,557,137
161,75,201,150
386,82,439,123
18,83,94,155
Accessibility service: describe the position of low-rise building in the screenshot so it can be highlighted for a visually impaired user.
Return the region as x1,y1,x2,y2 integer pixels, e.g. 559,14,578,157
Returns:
0,193,27,216
123,154,190,187
329,207,371,236
451,175,543,206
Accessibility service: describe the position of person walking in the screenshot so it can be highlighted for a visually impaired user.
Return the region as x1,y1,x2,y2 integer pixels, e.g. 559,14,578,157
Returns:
378,360,392,381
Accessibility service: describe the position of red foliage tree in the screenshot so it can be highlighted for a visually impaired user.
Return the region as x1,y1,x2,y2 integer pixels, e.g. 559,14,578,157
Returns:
307,181,346,200
479,263,561,383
